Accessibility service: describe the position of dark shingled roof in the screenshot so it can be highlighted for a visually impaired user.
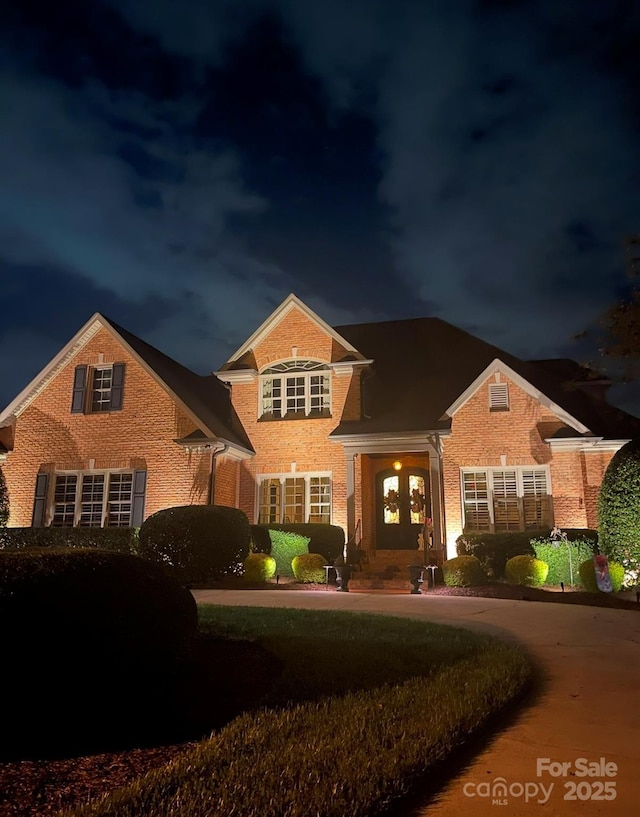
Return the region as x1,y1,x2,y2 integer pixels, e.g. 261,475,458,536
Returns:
103,317,254,453
331,317,640,440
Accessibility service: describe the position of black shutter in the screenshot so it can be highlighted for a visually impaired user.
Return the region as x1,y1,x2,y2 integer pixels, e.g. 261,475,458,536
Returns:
71,365,87,413
131,470,147,527
109,363,125,411
32,473,49,527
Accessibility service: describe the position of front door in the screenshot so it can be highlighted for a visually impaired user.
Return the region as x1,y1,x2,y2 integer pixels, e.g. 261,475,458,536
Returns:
376,467,431,550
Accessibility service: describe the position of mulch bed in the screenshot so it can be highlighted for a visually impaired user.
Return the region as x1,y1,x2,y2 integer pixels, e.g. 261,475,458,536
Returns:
0,742,196,817
425,583,640,610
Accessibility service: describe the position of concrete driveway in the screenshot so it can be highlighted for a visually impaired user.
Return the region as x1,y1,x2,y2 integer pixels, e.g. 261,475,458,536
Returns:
193,589,640,816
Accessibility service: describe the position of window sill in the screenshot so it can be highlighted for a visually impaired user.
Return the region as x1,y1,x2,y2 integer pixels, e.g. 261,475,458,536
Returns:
258,411,332,422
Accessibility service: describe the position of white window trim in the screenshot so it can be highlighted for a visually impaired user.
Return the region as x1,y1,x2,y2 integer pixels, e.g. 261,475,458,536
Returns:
90,365,114,412
258,360,332,420
255,472,332,524
460,465,553,533
49,468,134,528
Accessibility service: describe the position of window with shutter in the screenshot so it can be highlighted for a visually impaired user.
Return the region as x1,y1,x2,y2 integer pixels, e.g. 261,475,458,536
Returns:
462,467,551,533
492,470,520,531
522,469,551,528
462,471,491,531
72,363,126,414
489,382,509,411
45,470,141,527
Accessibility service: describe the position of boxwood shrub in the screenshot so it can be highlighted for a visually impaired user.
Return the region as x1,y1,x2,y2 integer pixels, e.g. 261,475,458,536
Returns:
443,555,486,587
0,548,197,760
598,439,640,579
292,552,327,583
269,530,310,577
505,555,549,587
531,537,595,586
139,505,250,584
243,552,277,583
0,526,138,552
254,523,344,563
579,557,625,593
249,525,272,554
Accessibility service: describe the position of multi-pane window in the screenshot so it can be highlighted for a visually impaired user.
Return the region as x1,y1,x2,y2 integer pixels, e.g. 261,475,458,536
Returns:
309,477,331,523
52,475,78,526
258,474,331,524
79,474,105,527
462,467,551,533
50,472,134,527
260,360,330,418
107,473,134,527
91,367,113,412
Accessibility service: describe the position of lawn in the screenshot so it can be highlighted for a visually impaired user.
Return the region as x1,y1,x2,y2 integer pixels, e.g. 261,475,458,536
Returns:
60,605,532,817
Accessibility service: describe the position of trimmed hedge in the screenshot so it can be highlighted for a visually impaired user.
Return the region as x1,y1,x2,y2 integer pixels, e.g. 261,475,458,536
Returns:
456,532,539,578
505,555,549,587
0,526,138,552
269,530,310,578
249,525,272,554
531,537,595,586
254,523,344,563
598,439,640,579
443,555,486,587
579,557,625,593
456,529,598,579
139,505,250,584
0,548,197,760
243,553,277,583
292,552,327,583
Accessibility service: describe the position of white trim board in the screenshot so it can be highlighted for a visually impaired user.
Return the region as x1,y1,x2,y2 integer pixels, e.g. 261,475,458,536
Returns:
223,293,367,366
444,358,591,435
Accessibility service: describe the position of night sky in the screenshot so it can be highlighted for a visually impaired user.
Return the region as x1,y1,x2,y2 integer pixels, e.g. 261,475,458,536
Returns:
2,0,640,413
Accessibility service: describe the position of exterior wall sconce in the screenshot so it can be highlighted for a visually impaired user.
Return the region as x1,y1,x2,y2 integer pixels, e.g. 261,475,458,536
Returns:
393,460,402,471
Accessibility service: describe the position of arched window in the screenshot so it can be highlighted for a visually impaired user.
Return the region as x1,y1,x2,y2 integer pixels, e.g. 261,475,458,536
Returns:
260,360,330,419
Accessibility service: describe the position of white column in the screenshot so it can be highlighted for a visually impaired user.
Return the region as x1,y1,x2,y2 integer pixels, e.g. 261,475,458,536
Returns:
346,450,356,540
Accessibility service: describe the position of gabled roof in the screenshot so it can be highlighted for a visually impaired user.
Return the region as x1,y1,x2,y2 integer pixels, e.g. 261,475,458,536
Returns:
0,314,254,456
220,293,367,369
330,316,640,440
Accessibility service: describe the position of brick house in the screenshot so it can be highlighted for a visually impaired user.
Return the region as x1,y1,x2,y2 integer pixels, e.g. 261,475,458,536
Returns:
1,294,638,562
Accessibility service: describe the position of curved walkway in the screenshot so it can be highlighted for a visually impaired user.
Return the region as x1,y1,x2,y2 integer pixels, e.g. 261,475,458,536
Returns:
193,589,640,815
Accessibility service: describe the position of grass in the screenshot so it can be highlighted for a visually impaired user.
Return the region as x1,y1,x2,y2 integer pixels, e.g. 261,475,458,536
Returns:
61,606,532,817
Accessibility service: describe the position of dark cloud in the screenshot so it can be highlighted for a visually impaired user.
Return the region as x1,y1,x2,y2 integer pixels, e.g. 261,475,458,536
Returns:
1,0,640,413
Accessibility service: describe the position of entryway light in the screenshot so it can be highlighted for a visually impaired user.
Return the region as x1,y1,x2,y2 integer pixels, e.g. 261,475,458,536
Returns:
393,460,402,471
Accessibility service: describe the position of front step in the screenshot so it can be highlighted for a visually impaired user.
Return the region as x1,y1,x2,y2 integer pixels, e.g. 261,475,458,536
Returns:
349,572,411,591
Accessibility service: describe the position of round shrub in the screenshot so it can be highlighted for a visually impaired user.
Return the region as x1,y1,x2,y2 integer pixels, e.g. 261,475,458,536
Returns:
442,555,486,587
598,438,640,578
244,552,277,582
0,549,198,759
139,505,250,584
505,555,549,587
292,552,327,583
579,557,625,593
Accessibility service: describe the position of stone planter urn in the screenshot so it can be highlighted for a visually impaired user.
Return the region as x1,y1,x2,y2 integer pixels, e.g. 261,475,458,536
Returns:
334,556,353,592
408,564,427,594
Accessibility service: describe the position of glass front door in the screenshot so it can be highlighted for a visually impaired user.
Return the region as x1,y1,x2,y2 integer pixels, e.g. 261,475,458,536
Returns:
376,467,431,550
